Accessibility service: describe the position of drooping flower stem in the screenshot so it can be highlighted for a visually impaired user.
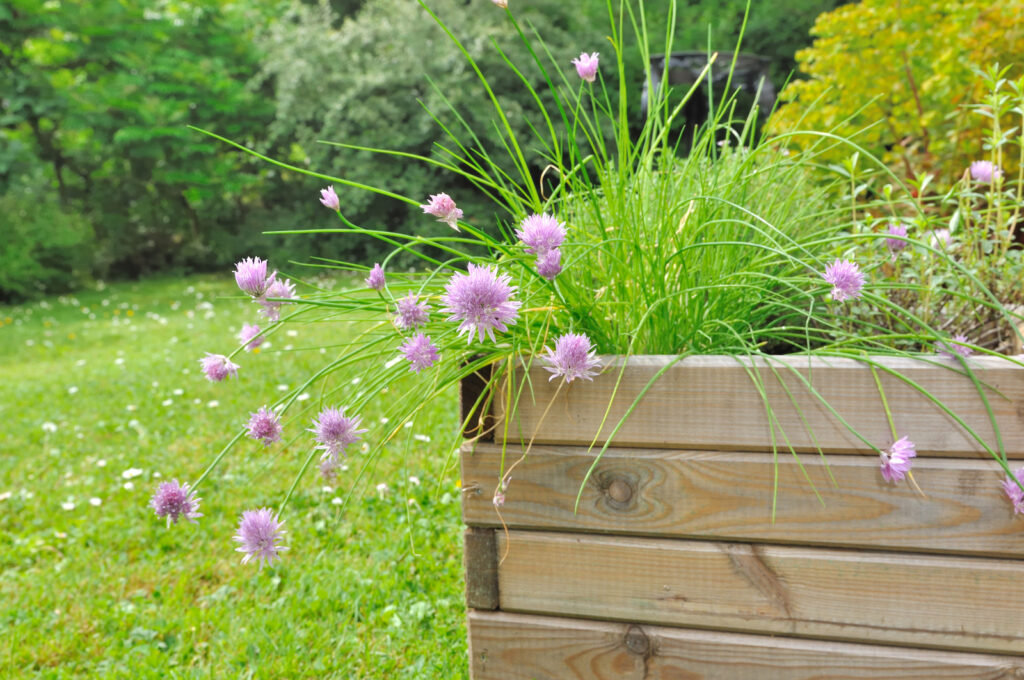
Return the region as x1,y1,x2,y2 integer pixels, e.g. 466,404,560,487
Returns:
869,362,923,495
277,447,320,518
192,430,247,492
869,363,898,442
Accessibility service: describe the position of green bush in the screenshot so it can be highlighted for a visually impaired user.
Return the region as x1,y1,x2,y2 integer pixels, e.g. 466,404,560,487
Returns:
768,0,1024,184
0,183,93,300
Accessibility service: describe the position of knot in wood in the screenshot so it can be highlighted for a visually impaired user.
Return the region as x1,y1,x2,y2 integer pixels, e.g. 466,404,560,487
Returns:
607,478,633,505
623,625,651,657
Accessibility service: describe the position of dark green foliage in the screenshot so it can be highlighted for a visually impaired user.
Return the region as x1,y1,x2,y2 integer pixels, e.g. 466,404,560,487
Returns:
0,179,93,300
1,0,281,286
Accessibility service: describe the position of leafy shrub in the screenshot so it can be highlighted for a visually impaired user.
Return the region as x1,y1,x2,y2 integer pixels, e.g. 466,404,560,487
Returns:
0,182,93,301
767,0,1024,183
1,0,279,282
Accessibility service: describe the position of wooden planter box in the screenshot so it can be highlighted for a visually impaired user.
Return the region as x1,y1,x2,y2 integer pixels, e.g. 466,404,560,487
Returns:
459,355,1024,679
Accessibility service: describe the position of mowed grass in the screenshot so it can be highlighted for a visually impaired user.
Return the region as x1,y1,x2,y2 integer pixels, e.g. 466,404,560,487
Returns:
0,274,468,678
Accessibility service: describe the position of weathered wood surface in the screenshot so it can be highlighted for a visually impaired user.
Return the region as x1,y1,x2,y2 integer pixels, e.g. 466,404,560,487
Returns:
461,443,1024,557
491,355,1024,457
467,610,1024,679
464,527,499,610
495,530,1024,654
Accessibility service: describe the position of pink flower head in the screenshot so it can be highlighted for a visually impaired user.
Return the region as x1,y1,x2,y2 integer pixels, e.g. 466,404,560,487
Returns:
199,353,239,382
366,263,386,291
421,193,463,231
233,508,287,569
572,52,600,83
822,259,864,302
937,333,973,360
441,264,521,343
970,160,1003,183
515,213,566,255
246,406,283,446
491,0,507,7
879,436,916,483
536,248,562,280
319,185,340,211
1001,468,1024,514
400,333,440,373
234,257,273,297
542,332,602,383
885,223,908,254
238,323,264,351
149,479,202,528
310,407,367,460
258,277,296,322
394,293,430,330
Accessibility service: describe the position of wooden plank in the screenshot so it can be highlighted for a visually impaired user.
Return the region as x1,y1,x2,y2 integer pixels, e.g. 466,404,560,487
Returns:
491,355,1024,457
495,530,1024,655
467,610,1024,679
464,527,499,610
461,443,1024,557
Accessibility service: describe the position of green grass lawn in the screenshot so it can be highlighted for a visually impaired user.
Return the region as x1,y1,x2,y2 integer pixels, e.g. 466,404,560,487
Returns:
0,274,468,678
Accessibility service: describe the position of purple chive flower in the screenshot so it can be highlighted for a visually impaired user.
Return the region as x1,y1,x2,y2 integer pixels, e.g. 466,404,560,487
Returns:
238,323,265,351
515,213,566,255
536,248,563,280
491,0,507,7
542,332,602,383
233,508,287,568
310,407,368,460
246,406,283,446
420,193,463,231
937,333,973,360
885,223,908,254
970,160,1003,183
394,293,430,330
319,185,340,211
234,257,273,297
879,436,916,483
571,52,600,83
366,263,386,291
199,353,239,382
822,259,865,302
258,277,296,322
441,264,521,343
400,333,440,373
149,479,202,528
1001,468,1024,515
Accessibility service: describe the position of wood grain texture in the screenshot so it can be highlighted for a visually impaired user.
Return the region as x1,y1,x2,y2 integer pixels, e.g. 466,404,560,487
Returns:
461,443,1024,557
495,531,1024,654
464,527,499,610
467,610,1024,679
491,355,1024,457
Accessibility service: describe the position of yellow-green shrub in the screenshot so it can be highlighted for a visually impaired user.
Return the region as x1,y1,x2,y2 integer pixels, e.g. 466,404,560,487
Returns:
767,1,1024,183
